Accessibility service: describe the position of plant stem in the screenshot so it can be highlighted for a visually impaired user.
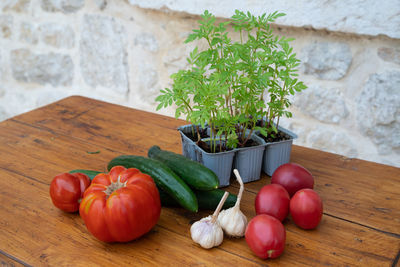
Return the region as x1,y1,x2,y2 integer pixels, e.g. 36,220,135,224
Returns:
277,81,287,129
233,169,244,209
219,134,222,152
196,125,201,143
182,98,193,113
211,191,229,223
241,128,254,147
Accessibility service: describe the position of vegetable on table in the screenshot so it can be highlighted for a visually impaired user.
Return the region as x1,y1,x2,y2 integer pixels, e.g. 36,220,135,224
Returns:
148,145,219,190
49,172,91,212
290,189,323,230
218,169,247,237
79,166,161,242
255,183,290,222
69,168,235,211
107,155,198,212
190,192,229,249
245,214,286,259
271,163,314,197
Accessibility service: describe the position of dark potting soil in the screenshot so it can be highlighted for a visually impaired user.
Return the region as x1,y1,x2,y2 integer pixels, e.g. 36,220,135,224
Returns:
183,130,258,153
251,120,292,142
197,140,232,153
185,127,208,142
260,130,291,143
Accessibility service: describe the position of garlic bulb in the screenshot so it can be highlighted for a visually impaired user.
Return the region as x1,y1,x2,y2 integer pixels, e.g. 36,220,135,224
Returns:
190,191,229,249
190,216,223,249
218,169,247,237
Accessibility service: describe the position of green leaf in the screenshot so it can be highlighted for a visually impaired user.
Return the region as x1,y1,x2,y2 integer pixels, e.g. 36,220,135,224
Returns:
175,109,181,119
211,37,222,46
156,102,164,111
255,126,268,137
185,33,198,43
86,150,100,154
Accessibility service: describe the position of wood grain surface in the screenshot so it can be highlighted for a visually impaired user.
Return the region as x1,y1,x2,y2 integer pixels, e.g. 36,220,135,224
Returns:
0,95,399,266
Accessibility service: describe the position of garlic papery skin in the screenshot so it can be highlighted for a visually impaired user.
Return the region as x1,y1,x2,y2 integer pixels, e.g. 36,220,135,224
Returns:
190,216,223,249
218,169,247,237
190,192,229,249
218,206,247,237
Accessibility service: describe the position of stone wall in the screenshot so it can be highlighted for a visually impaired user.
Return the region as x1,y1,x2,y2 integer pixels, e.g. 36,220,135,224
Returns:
0,0,399,168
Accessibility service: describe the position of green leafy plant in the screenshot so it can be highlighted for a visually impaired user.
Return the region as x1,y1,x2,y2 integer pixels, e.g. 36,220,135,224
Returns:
156,10,307,153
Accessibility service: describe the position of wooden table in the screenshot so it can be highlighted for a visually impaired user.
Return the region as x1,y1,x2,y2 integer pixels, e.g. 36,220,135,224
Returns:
0,96,399,266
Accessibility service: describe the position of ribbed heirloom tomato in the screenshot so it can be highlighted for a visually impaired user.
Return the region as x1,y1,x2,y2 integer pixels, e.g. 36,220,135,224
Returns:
79,166,161,242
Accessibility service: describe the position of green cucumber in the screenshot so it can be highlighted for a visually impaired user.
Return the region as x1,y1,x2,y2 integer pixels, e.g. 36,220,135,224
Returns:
148,145,219,190
159,187,237,210
69,168,235,211
157,188,179,207
69,169,101,180
195,189,237,210
107,155,198,212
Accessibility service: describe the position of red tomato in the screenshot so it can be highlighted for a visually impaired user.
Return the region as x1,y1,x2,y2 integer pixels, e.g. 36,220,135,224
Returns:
79,166,161,242
255,184,290,222
50,172,91,212
245,214,286,259
290,189,323,229
271,163,314,197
